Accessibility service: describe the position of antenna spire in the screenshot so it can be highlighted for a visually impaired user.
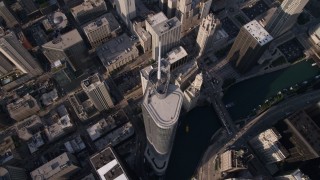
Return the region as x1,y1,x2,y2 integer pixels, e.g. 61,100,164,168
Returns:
157,41,161,80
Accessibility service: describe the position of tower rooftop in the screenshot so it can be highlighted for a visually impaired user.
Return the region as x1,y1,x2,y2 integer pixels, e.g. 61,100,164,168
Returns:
153,17,181,36
244,20,273,46
146,12,168,27
143,84,183,128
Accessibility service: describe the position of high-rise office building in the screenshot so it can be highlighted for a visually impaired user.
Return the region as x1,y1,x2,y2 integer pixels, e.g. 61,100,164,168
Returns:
176,0,212,35
142,46,183,175
0,2,18,28
115,0,136,26
81,73,114,111
196,13,221,56
0,166,27,180
183,73,203,112
83,16,111,48
71,0,107,24
249,128,289,164
146,12,181,61
226,20,273,74
266,0,309,38
42,29,87,71
0,32,43,77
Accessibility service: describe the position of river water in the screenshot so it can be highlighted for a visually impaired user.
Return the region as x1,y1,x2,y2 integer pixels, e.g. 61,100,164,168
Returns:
223,60,320,120
166,106,221,180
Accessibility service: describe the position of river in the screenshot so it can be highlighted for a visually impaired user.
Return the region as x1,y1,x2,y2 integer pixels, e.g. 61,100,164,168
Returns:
223,60,320,120
166,106,221,180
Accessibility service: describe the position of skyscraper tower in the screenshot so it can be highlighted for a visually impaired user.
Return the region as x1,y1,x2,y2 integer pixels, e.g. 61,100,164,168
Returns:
266,0,309,38
81,73,114,111
83,15,112,48
176,0,212,35
146,12,181,61
142,43,183,175
226,20,273,74
0,31,43,77
115,0,136,26
196,13,221,56
0,2,18,28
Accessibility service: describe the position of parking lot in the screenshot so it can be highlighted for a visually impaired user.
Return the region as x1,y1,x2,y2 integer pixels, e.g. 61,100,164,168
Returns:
221,17,240,40
242,0,269,20
277,38,305,63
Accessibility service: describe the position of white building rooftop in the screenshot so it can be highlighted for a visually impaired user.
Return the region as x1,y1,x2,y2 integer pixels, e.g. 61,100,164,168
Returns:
244,20,273,46
42,29,83,50
81,73,103,91
166,46,188,65
153,17,181,36
90,146,129,180
143,85,183,128
146,12,168,27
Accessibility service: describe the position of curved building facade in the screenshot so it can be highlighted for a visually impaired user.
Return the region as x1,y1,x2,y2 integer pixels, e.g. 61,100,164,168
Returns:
142,60,183,175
